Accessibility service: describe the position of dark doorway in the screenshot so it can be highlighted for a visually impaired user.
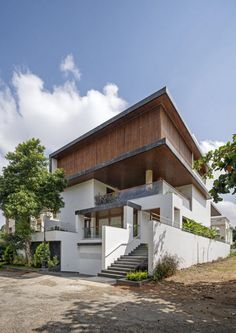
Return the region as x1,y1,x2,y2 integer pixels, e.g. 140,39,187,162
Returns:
31,241,61,270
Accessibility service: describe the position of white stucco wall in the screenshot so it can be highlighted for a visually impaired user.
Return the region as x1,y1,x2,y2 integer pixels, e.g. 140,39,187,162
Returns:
149,221,230,274
102,225,140,269
132,185,211,229
59,180,95,228
177,184,211,227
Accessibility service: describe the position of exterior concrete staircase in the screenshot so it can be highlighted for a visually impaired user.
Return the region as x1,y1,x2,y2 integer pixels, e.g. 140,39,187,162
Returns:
98,243,148,279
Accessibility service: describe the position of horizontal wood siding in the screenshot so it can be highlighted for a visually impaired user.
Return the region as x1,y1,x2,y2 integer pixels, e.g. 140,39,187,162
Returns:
57,106,162,176
160,108,192,166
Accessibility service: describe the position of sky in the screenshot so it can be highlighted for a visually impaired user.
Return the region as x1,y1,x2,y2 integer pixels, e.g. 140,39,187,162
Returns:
0,0,236,226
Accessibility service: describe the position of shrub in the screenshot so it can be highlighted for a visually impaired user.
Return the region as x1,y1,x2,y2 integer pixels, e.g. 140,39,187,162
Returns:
13,254,26,266
153,254,179,281
33,242,50,268
48,256,59,268
126,270,149,281
0,262,5,269
183,218,218,239
3,245,16,264
0,243,7,261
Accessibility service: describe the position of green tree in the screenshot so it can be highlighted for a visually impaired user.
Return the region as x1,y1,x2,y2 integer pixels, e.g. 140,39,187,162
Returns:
0,138,67,263
194,134,236,202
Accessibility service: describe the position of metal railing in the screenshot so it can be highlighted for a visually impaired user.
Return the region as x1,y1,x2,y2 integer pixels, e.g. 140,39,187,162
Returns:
83,227,102,239
95,179,191,210
33,221,76,233
95,181,163,206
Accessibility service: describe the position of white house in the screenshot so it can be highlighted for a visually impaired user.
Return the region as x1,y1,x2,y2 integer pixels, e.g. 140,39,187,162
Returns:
31,87,231,277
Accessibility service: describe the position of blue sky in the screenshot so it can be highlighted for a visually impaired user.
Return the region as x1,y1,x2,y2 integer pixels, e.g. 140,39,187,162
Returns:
0,0,236,226
0,0,236,141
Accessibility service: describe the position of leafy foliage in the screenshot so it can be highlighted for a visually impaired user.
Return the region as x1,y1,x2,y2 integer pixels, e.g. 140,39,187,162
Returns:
183,218,218,239
126,270,149,281
194,134,236,202
3,244,16,264
13,254,26,266
233,229,236,242
153,254,179,281
33,243,59,268
48,256,59,268
0,138,67,263
33,242,51,268
0,243,6,262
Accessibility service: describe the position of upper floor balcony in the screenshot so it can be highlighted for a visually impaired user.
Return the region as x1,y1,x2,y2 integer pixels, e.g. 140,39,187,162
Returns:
94,179,191,210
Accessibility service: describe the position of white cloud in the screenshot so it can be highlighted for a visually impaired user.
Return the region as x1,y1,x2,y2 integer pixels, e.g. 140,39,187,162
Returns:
0,65,127,161
60,54,81,80
199,139,225,155
0,58,127,227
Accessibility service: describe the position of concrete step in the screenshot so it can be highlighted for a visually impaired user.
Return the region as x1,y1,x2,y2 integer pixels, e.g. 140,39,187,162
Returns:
108,266,134,272
97,243,149,279
115,257,146,264
102,269,127,276
121,255,148,259
98,272,124,279
111,263,138,269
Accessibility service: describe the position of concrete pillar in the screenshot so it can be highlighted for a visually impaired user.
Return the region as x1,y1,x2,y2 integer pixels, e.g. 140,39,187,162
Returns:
76,215,84,240
145,169,153,185
123,206,134,241
145,169,153,191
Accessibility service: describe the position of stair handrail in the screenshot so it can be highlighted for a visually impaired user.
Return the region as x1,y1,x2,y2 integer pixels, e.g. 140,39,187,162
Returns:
105,236,140,258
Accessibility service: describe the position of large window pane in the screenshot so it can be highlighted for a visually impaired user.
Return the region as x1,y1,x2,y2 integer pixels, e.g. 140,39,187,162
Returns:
110,216,122,228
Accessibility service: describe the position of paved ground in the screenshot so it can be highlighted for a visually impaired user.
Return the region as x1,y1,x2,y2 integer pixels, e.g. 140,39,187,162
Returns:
0,257,236,332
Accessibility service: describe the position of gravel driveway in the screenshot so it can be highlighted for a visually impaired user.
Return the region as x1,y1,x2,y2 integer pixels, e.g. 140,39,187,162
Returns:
0,258,235,333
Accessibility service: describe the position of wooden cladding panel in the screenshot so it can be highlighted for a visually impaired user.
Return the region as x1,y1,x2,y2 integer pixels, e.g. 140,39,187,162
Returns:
57,106,162,176
160,109,192,165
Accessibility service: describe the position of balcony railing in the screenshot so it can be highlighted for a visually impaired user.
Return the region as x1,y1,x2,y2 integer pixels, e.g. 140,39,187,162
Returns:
95,179,191,210
32,220,76,233
84,227,102,239
95,181,162,206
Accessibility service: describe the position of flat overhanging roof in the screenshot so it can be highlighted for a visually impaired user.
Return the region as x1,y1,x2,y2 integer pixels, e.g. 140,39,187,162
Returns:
50,87,203,161
68,138,210,200
75,201,141,216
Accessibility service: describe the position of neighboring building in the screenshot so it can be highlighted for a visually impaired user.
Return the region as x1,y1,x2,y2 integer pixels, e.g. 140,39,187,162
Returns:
211,203,234,245
4,218,15,234
29,87,231,276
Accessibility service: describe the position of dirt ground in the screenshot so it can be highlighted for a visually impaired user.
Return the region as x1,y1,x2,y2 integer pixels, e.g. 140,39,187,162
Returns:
0,257,235,333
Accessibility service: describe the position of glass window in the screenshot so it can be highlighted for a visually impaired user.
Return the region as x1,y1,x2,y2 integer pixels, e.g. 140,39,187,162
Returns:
110,216,122,228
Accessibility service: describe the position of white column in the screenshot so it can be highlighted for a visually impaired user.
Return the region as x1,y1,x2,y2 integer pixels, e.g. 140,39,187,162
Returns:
51,158,58,172
123,206,134,241
145,169,153,190
76,215,84,240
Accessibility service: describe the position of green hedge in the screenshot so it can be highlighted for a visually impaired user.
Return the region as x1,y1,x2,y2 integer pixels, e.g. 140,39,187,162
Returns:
126,271,148,281
183,218,218,239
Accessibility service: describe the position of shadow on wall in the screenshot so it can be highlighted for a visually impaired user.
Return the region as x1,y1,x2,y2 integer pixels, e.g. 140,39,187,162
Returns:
32,279,236,332
153,225,166,260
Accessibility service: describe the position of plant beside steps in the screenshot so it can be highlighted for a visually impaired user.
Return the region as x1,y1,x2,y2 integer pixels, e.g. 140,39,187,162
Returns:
98,243,148,279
